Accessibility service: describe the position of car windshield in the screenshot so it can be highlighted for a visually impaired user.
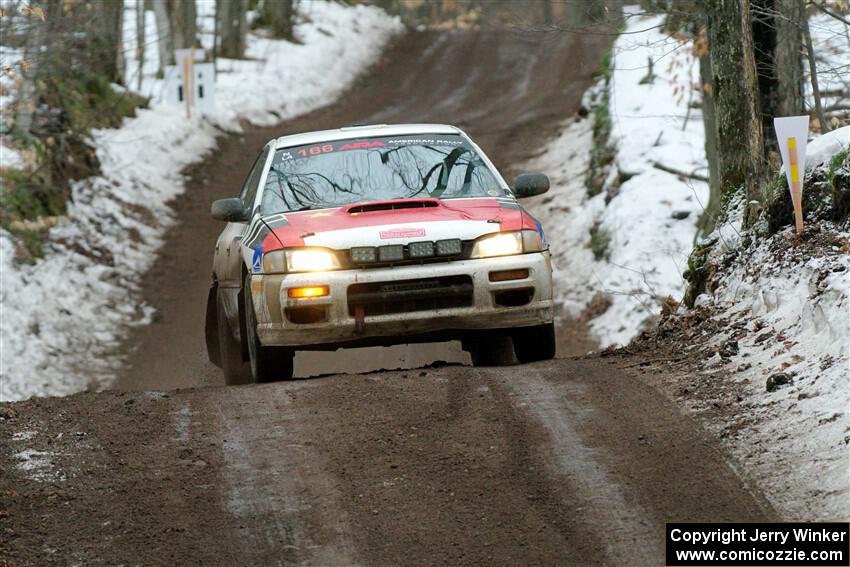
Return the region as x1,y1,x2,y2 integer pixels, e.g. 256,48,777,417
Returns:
260,134,505,213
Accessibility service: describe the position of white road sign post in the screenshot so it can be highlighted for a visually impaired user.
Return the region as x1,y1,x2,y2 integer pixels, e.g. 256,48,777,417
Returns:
774,115,810,234
164,48,214,119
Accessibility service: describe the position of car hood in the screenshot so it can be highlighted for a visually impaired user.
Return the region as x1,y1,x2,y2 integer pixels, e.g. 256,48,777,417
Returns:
259,197,531,251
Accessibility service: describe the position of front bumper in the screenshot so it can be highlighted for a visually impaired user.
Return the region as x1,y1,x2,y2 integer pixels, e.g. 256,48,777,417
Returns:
251,251,554,348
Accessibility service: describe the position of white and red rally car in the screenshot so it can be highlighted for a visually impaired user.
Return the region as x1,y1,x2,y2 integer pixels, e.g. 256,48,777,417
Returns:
206,124,555,384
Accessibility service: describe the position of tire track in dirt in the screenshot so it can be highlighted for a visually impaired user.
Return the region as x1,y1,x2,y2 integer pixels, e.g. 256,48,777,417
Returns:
1,359,778,565
205,385,359,566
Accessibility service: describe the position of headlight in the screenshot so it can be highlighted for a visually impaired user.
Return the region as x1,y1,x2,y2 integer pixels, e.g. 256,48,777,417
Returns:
262,248,342,273
288,248,340,272
470,230,544,258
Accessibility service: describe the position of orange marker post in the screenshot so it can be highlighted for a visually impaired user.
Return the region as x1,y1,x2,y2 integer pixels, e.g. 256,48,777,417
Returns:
786,137,804,234
181,48,194,120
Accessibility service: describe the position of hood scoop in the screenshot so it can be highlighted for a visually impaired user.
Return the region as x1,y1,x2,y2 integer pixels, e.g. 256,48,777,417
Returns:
346,199,439,214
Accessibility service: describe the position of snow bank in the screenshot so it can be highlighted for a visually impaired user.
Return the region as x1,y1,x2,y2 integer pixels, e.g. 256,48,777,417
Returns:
681,132,849,519
688,221,849,520
0,2,403,401
524,7,708,348
806,125,849,169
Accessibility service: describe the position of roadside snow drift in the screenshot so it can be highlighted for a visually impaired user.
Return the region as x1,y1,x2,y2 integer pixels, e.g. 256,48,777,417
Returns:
524,8,708,348
0,2,403,401
701,225,849,520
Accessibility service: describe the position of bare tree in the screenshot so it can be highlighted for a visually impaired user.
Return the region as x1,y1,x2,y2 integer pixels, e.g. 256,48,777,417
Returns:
168,0,199,50
773,0,805,118
705,0,765,222
696,29,722,235
802,14,830,132
136,0,147,90
152,0,173,74
260,0,295,40
751,0,806,154
217,0,247,59
14,5,45,140
89,0,125,84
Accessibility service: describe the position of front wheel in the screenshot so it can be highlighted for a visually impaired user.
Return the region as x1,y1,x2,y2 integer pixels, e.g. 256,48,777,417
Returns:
217,289,252,385
244,273,295,382
462,332,514,366
512,323,556,363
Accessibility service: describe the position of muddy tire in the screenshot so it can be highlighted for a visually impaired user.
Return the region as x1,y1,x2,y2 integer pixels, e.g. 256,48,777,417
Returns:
217,290,252,385
512,323,556,363
244,273,294,382
463,332,514,367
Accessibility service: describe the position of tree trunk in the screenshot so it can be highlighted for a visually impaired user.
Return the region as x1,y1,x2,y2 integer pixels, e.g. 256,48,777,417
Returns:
263,0,295,40
89,0,124,84
167,0,198,50
751,0,805,157
802,15,829,132
542,0,553,25
152,0,173,73
774,0,804,118
217,0,247,59
705,0,765,224
564,2,586,27
14,6,45,139
136,0,147,91
697,44,722,236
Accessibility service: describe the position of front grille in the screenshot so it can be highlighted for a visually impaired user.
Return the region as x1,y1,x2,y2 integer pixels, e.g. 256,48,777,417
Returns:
347,275,473,317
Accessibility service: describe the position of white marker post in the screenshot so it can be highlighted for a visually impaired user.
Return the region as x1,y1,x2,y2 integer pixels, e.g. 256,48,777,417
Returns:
774,115,810,234
164,48,209,119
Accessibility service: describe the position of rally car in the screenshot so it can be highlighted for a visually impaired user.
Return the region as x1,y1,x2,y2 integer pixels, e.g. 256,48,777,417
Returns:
206,123,555,384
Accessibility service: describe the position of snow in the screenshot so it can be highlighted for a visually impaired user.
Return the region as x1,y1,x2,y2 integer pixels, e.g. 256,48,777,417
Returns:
690,221,850,520
523,7,708,348
0,142,25,169
0,2,403,401
687,128,850,518
806,125,849,169
14,448,65,482
521,118,599,322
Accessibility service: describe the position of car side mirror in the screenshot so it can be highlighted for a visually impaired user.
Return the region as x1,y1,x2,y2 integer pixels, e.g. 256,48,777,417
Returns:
512,173,550,198
211,198,249,222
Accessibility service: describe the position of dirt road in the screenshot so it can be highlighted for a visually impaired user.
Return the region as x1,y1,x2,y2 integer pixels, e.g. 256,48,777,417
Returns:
2,356,775,566
1,28,778,566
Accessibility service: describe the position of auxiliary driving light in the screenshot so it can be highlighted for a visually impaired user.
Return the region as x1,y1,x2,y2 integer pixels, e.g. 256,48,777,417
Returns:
408,241,435,258
378,245,405,262
351,246,377,263
435,238,462,256
288,285,329,298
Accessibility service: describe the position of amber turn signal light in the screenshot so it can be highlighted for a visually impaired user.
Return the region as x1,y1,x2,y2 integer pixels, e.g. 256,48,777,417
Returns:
288,285,329,298
489,269,529,282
